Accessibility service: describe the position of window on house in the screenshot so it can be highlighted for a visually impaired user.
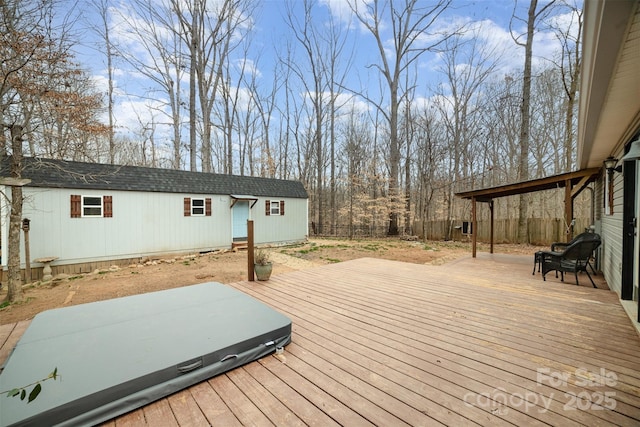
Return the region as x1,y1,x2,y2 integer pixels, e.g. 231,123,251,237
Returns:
265,200,285,216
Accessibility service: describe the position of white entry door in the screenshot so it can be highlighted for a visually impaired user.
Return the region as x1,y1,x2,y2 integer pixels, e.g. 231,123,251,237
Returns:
232,201,250,241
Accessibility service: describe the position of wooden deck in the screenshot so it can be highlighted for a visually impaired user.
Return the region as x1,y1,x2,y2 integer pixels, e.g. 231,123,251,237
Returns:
2,254,640,426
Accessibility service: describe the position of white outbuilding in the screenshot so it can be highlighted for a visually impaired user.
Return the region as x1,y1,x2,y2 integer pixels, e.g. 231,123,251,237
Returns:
0,158,308,277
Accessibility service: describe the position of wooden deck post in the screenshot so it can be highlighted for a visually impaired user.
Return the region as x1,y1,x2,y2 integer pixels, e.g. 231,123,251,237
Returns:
247,220,255,281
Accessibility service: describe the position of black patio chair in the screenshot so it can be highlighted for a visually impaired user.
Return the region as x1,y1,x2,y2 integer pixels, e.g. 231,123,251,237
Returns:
550,231,598,275
550,231,591,250
532,231,598,275
541,234,601,288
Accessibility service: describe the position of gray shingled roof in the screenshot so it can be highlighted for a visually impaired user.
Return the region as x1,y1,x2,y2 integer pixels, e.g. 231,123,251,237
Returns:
3,158,308,199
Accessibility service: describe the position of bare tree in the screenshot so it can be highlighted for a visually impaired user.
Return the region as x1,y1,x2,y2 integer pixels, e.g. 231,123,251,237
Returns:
318,11,353,235
349,0,454,235
116,0,187,169
510,0,557,242
1,0,102,302
284,0,331,234
172,0,255,172
551,0,582,172
433,24,501,239
35,69,109,161
414,105,446,235
91,0,117,164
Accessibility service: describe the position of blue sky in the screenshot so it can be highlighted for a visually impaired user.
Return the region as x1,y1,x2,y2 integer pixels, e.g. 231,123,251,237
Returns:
67,0,581,156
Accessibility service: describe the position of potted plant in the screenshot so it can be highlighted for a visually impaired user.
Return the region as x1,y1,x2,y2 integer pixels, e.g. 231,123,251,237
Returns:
253,249,273,281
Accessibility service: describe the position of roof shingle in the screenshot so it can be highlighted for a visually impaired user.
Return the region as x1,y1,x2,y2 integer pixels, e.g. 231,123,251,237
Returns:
2,158,308,199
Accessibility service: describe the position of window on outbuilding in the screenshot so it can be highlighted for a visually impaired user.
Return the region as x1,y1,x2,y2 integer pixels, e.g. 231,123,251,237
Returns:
184,197,212,217
192,198,205,215
265,200,285,216
71,195,113,218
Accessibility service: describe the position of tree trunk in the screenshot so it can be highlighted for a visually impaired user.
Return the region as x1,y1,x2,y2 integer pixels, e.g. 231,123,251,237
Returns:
404,118,412,235
564,30,580,172
516,0,538,243
188,7,197,172
6,125,24,303
388,83,400,236
330,95,336,235
315,105,323,235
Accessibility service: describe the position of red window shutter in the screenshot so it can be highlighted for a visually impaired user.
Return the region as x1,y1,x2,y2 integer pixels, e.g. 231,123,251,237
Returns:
205,198,212,216
265,200,270,216
280,200,285,215
184,197,191,216
71,195,81,218
103,196,113,218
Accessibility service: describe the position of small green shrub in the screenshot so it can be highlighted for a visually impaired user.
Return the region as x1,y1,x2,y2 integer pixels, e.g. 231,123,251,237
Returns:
298,246,320,254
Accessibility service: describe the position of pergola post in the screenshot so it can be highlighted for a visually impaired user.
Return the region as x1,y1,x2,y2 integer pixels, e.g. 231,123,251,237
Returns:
564,179,573,242
489,200,494,254
471,196,477,258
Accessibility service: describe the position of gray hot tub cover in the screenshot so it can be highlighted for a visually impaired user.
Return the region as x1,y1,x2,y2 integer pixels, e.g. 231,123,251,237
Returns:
0,282,291,426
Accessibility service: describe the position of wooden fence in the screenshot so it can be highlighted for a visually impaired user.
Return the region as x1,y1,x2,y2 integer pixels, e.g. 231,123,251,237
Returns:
414,218,593,245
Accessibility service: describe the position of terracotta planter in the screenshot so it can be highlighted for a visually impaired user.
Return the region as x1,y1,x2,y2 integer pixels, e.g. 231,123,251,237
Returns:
254,263,273,281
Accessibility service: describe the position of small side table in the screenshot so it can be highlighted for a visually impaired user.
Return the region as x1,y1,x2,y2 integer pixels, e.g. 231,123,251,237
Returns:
34,257,58,281
533,251,544,275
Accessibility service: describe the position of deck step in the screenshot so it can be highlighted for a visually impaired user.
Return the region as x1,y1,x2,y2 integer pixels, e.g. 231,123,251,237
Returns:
232,241,248,250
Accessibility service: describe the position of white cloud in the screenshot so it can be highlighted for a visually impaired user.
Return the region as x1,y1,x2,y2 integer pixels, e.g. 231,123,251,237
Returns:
319,0,353,23
236,58,262,79
113,96,170,136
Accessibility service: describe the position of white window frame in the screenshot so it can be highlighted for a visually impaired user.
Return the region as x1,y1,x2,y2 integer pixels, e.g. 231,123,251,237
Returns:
191,198,206,216
82,195,103,218
270,200,281,216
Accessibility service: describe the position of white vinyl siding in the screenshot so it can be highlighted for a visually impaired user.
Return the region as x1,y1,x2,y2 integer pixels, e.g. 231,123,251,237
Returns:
254,198,305,245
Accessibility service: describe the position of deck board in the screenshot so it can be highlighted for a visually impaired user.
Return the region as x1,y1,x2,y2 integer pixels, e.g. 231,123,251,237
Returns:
2,254,640,426
166,389,211,426
188,381,242,426
141,399,179,426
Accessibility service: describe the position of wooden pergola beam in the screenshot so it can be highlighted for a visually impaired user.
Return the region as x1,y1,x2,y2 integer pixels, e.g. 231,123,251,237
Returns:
457,168,601,257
